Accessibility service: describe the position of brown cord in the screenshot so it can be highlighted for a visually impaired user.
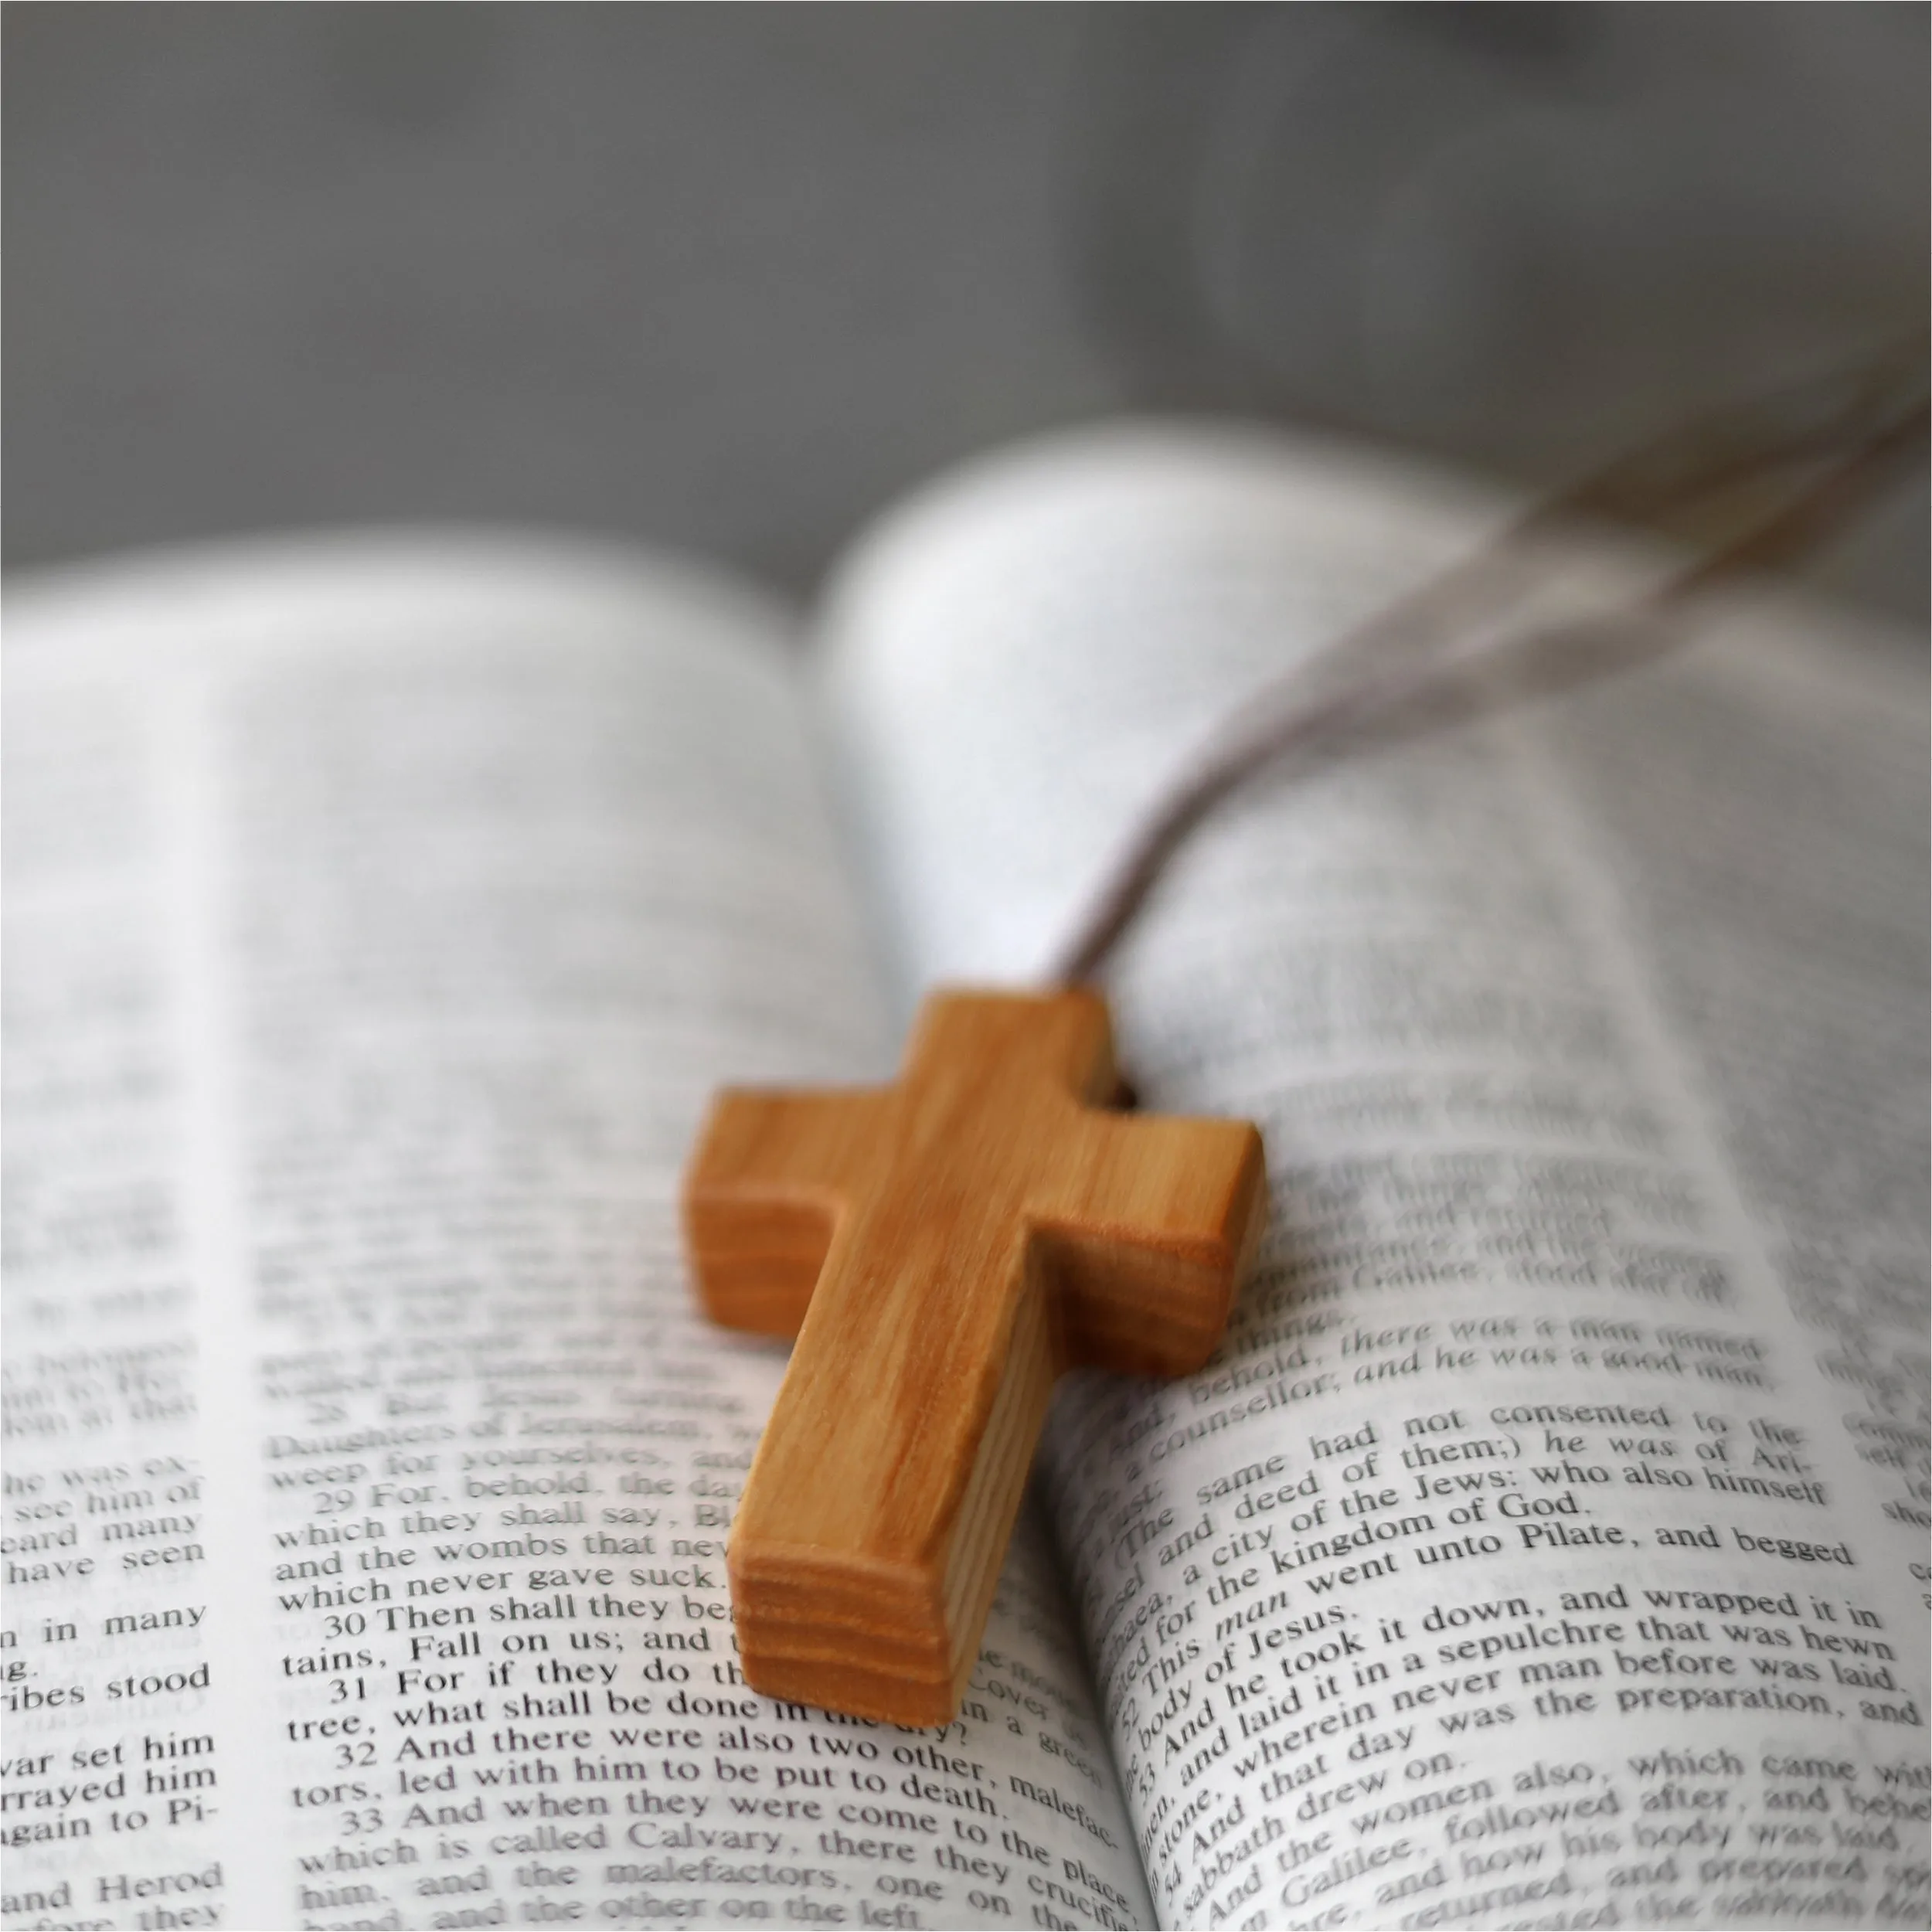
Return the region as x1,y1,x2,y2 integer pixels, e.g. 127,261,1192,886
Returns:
1049,344,1929,987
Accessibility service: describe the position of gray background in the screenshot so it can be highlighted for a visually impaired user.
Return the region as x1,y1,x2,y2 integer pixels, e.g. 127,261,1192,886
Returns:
7,4,1926,614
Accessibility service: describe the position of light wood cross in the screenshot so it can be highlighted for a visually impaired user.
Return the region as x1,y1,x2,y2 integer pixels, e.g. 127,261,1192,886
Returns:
683,988,1267,1726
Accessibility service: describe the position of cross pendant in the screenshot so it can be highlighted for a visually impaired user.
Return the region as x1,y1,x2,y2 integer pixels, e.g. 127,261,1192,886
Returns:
682,988,1267,1725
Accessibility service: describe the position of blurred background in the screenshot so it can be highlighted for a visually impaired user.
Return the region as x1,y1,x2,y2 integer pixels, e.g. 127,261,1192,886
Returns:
6,3,1927,617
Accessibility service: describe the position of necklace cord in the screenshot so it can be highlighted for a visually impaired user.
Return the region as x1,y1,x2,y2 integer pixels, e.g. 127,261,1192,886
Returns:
1049,340,1930,987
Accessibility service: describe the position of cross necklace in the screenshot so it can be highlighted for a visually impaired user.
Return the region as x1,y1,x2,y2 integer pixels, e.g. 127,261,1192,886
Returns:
686,988,1264,1725
680,352,1927,1725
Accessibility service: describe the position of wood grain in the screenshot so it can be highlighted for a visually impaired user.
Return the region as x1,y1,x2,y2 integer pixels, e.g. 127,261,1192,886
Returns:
683,987,1267,1726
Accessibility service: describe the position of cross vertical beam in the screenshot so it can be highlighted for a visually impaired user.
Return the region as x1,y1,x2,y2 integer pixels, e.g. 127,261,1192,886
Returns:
683,988,1267,1725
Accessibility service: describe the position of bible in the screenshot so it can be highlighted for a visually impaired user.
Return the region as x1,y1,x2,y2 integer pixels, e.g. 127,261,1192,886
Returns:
5,422,1927,1930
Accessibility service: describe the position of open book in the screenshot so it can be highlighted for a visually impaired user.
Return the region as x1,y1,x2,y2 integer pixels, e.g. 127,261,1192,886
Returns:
5,425,1927,1932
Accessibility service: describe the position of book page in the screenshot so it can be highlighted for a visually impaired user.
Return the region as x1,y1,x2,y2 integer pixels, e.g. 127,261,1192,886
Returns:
818,427,1930,1930
2,539,1153,1932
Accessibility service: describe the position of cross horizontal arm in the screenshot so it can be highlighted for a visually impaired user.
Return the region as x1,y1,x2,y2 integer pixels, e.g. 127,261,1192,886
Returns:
1035,1109,1267,1378
683,1087,887,1338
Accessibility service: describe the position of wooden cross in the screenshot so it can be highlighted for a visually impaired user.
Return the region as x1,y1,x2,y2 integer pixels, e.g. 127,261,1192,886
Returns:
682,988,1267,1726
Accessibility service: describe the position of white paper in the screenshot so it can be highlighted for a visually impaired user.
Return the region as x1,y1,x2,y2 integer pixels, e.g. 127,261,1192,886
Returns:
3,538,1153,1932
